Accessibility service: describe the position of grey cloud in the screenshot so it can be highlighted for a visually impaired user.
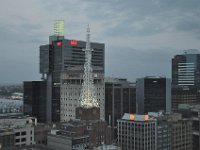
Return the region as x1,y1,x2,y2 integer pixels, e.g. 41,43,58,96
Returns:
105,46,178,81
83,0,200,37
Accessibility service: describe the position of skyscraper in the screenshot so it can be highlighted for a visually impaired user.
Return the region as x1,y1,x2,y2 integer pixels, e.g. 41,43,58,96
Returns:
172,49,200,110
105,77,136,139
39,24,105,122
136,76,171,114
172,49,200,86
23,81,47,123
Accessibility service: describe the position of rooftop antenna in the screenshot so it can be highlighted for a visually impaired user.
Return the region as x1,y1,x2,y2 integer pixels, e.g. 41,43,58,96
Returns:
80,25,99,108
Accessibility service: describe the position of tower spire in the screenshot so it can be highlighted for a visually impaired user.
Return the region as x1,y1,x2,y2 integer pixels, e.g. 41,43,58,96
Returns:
80,25,99,108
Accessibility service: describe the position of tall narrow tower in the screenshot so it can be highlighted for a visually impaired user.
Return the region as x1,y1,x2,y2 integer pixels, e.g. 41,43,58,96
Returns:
80,25,99,108
76,25,100,120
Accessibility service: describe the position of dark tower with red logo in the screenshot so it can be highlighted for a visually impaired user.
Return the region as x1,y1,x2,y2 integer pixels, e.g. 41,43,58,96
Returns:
39,35,105,122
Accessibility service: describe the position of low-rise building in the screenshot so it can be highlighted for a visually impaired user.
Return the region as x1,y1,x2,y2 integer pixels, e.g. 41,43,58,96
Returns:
0,129,15,149
118,114,157,150
118,113,192,150
178,104,200,150
0,116,37,148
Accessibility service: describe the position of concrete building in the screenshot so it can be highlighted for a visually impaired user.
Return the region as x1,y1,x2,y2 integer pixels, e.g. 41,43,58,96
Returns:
105,77,136,139
47,119,111,150
34,123,52,145
0,116,37,147
47,129,89,150
118,113,192,150
117,113,157,150
0,129,14,149
178,104,200,150
1,144,54,150
136,76,171,114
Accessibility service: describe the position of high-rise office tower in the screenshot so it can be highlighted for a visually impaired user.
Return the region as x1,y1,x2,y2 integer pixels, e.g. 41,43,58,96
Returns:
105,77,136,139
136,76,171,114
40,23,105,122
172,49,200,86
172,49,200,110
23,81,47,123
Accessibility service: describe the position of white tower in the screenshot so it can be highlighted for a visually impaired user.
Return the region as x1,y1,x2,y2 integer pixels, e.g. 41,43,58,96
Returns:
80,25,99,108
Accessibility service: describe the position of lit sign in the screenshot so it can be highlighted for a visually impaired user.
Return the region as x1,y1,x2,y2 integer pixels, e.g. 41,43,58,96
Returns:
69,40,78,46
130,114,134,121
144,115,149,121
57,41,62,46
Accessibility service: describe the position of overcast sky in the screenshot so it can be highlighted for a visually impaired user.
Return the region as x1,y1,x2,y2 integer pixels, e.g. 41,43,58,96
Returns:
0,0,200,84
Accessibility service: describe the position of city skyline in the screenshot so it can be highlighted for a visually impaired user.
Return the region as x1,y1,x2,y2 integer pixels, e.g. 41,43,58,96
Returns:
1,0,200,84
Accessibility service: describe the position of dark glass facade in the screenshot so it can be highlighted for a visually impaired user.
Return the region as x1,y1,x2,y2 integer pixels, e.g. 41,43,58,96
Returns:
172,50,200,111
172,51,200,86
136,77,171,114
172,85,200,110
23,81,47,123
105,78,136,139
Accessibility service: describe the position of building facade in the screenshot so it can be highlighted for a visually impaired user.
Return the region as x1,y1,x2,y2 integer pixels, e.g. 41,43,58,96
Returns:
136,76,171,114
0,129,15,149
118,113,192,150
105,77,136,139
117,113,157,150
178,104,200,150
0,116,37,147
172,49,200,86
23,81,47,123
40,37,105,122
172,85,200,110
172,49,200,110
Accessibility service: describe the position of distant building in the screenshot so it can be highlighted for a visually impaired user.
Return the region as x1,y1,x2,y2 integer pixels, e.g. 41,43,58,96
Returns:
172,85,200,110
172,49,200,86
105,77,136,139
23,81,47,123
171,50,200,111
34,123,52,145
178,104,200,150
136,76,171,114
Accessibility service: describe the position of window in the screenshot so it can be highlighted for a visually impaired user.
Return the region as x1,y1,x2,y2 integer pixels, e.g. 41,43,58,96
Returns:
21,138,26,142
21,131,26,136
15,132,20,136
